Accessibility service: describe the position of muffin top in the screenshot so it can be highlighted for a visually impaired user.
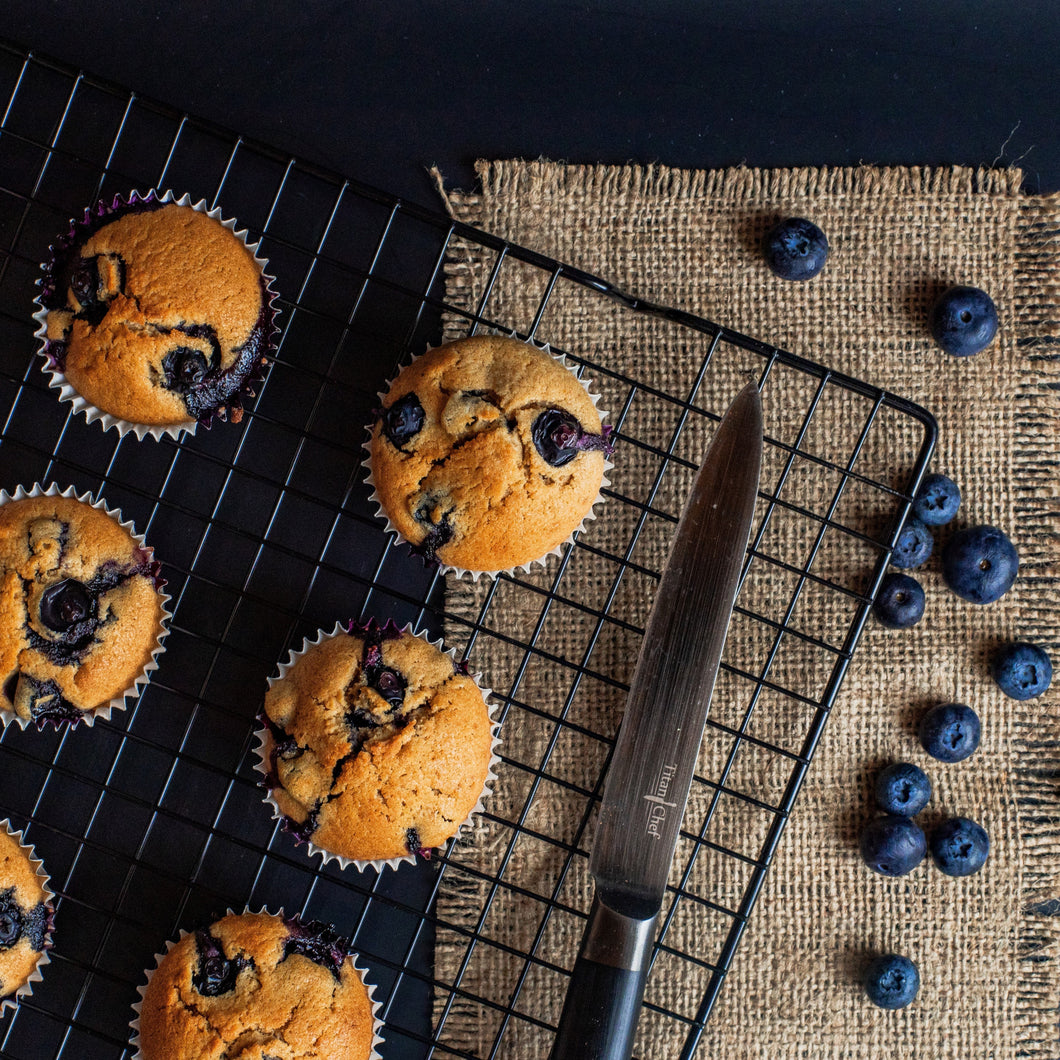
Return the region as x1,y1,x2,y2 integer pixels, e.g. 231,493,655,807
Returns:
0,494,165,725
0,829,50,1001
369,335,612,573
137,911,377,1060
261,623,494,863
40,199,270,428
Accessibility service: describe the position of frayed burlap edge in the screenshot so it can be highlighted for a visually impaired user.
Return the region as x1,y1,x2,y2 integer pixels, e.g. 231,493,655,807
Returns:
432,161,1027,222
1013,194,1060,1057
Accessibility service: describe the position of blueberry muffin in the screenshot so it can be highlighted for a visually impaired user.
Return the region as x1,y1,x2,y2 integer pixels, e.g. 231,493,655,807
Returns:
0,489,167,727
0,825,52,1008
259,621,495,864
368,335,613,574
135,911,379,1060
36,191,274,434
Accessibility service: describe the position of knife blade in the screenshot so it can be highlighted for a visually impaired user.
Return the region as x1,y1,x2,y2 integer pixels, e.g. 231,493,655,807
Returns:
549,380,763,1060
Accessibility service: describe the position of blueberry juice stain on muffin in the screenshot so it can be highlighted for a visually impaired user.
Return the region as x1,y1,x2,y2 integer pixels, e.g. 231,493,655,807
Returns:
135,911,378,1060
259,620,494,864
36,192,274,431
369,335,613,574
0,493,166,726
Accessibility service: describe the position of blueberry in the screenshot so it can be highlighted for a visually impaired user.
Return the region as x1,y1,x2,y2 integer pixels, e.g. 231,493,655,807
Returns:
913,472,961,527
859,815,927,876
0,892,22,948
764,217,829,281
930,285,998,357
192,930,248,996
10,674,82,728
39,579,94,633
991,641,1053,700
863,953,920,1009
531,407,613,468
891,515,933,570
370,667,406,707
162,347,209,391
357,625,408,711
873,572,925,629
874,762,931,817
411,494,454,562
918,703,980,763
406,826,425,855
941,524,1018,604
382,392,426,448
929,816,990,877
68,255,103,316
282,916,352,980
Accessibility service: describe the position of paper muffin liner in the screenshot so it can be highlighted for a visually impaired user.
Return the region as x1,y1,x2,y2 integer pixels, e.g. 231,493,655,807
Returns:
32,188,280,441
0,819,55,1016
129,906,383,1060
0,483,171,730
362,331,614,581
254,619,501,873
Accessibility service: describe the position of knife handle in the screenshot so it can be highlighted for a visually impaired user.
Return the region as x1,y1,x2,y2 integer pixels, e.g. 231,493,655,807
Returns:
549,893,658,1060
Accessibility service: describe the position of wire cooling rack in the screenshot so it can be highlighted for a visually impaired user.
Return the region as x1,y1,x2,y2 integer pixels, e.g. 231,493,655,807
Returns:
0,39,936,1060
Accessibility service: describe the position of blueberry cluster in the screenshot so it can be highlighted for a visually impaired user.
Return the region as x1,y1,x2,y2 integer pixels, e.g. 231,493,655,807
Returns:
873,471,1026,630
860,759,990,882
858,466,1055,1009
872,469,1052,695
858,754,990,1008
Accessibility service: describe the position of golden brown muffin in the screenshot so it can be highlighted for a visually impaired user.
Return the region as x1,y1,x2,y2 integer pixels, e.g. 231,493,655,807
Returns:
37,194,273,430
368,335,612,573
0,826,52,1005
136,911,378,1060
0,491,166,726
259,622,494,863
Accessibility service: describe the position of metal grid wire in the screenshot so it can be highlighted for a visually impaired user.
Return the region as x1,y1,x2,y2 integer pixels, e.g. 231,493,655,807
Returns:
0,39,935,1060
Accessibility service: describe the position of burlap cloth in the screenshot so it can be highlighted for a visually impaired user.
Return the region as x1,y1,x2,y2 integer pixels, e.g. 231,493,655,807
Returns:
429,163,1060,1059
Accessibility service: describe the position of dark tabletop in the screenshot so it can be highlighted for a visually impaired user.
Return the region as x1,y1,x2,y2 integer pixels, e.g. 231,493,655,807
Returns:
12,0,1060,205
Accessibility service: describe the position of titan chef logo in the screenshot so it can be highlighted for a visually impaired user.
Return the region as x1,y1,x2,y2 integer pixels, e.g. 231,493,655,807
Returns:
643,762,678,839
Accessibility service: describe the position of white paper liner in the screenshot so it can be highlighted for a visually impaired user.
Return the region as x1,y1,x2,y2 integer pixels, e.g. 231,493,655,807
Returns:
129,906,384,1060
32,188,280,442
362,331,614,581
254,621,501,873
0,819,55,1015
0,483,171,729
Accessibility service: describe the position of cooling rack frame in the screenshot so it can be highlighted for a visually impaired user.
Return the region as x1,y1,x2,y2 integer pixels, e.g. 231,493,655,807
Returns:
0,38,935,1060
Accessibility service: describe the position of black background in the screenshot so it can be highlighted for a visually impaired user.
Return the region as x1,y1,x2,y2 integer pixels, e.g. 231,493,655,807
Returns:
9,0,1060,206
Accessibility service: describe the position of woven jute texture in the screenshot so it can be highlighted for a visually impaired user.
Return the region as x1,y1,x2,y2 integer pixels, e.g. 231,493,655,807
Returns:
431,162,1060,1059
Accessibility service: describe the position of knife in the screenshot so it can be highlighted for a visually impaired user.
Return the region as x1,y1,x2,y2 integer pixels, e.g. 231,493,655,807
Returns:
549,380,763,1060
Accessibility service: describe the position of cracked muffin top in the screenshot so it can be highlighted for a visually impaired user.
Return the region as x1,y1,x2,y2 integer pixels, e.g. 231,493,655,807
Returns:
259,622,494,864
0,828,51,1003
0,493,166,726
136,911,378,1060
38,196,272,430
368,335,612,574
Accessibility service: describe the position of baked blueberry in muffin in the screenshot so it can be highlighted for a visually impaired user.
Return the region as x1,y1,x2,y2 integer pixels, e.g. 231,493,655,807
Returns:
35,191,276,434
258,620,495,864
0,488,167,726
368,335,613,574
134,911,379,1059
